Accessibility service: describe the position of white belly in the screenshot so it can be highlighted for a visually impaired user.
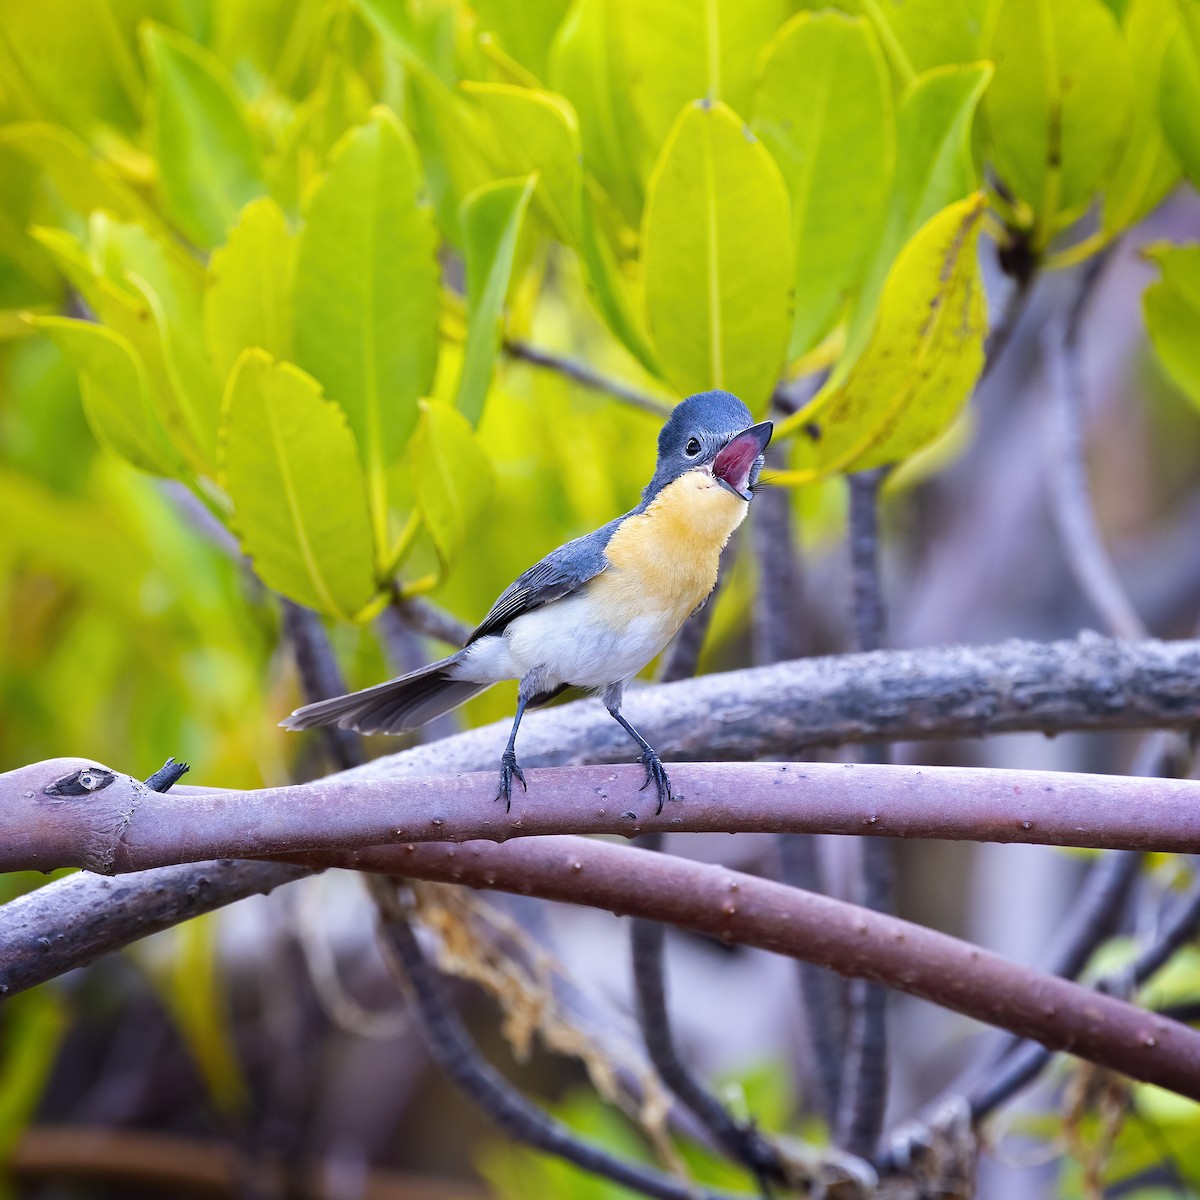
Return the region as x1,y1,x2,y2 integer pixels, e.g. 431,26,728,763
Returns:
453,592,676,690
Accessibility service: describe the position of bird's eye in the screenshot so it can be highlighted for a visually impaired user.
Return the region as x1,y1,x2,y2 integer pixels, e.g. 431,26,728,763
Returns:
685,437,702,457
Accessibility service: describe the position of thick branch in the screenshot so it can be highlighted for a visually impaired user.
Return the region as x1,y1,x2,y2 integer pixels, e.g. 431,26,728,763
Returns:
341,635,1200,781
8,757,1200,875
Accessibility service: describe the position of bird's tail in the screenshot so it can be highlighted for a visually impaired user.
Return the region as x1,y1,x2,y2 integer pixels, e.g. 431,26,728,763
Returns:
280,652,487,736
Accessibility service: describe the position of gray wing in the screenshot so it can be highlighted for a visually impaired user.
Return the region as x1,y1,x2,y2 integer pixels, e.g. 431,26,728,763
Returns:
468,516,624,644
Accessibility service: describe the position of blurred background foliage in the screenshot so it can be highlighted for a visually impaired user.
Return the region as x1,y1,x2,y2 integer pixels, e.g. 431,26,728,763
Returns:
3,0,1200,1196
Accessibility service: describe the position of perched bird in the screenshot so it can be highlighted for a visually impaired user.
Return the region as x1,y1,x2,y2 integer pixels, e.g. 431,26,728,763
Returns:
282,390,772,812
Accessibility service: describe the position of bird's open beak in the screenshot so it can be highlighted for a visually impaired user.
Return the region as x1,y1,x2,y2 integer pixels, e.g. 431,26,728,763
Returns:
712,421,773,500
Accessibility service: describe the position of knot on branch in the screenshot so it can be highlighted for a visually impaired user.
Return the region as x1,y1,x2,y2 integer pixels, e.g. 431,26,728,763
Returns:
877,1096,977,1199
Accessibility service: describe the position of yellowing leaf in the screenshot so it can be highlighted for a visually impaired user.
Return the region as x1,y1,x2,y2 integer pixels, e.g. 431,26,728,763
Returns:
411,399,495,575
641,100,793,410
457,176,537,426
983,0,1132,246
782,193,988,476
293,108,439,551
612,0,788,154
1144,242,1200,411
35,317,182,477
221,351,377,619
141,24,267,250
204,197,297,384
755,12,894,361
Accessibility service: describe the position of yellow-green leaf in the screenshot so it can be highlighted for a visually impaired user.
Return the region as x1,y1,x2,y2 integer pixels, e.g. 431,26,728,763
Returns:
983,0,1132,246
221,350,377,619
641,100,793,410
548,0,646,225
1144,242,1200,411
755,12,894,361
613,0,788,154
456,176,537,426
783,193,988,476
293,108,439,551
411,399,495,576
141,24,267,251
862,0,988,80
1160,0,1200,188
846,61,991,362
473,0,572,79
35,317,182,477
204,197,297,384
1103,0,1182,235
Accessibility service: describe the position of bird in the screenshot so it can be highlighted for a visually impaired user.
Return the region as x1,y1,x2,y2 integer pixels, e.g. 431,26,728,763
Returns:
282,390,772,813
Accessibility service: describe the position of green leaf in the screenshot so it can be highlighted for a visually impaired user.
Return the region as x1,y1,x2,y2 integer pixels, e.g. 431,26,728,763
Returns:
221,351,378,619
141,23,267,250
1160,0,1200,188
473,0,573,79
1103,0,1181,234
456,176,537,426
293,107,439,551
548,0,646,225
612,0,788,154
861,0,988,81
1143,242,1200,411
641,100,793,410
845,61,992,362
204,197,297,384
0,122,162,231
754,12,895,360
983,0,1132,247
35,316,182,477
411,399,495,575
784,193,988,476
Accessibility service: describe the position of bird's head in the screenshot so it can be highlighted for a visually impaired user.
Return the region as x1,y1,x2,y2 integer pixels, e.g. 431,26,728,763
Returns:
643,390,773,504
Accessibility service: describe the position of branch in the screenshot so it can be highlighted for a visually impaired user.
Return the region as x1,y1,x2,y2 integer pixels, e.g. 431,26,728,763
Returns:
1044,251,1145,641
371,883,755,1200
387,594,473,649
503,339,673,418
343,635,1200,781
9,756,1200,875
0,859,309,996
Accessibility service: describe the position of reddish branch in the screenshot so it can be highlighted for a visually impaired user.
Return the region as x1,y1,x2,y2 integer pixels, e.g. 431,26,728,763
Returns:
6,757,1200,876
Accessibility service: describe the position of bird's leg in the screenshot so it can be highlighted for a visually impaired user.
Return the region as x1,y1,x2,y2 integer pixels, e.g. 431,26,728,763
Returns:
497,680,536,811
603,684,673,815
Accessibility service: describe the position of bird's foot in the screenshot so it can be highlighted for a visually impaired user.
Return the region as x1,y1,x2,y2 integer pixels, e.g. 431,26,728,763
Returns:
638,749,673,815
496,749,527,812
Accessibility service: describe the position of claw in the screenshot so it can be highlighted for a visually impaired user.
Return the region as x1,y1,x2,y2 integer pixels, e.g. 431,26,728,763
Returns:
496,749,527,812
638,749,673,815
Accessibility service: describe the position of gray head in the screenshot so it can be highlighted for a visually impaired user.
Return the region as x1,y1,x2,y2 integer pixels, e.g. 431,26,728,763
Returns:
642,390,772,504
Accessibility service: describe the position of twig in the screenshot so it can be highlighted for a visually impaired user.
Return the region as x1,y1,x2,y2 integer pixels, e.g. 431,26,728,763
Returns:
370,882,754,1200
980,268,1036,382
630,913,786,1190
280,599,365,771
1044,250,1146,641
503,339,673,417
10,1125,483,1199
387,593,472,649
837,469,894,1158
344,634,1200,781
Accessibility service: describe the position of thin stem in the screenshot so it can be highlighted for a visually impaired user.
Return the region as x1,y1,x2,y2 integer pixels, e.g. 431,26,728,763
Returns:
1044,249,1146,641
503,340,672,418
980,267,1036,382
279,599,364,772
370,882,753,1200
387,592,473,649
